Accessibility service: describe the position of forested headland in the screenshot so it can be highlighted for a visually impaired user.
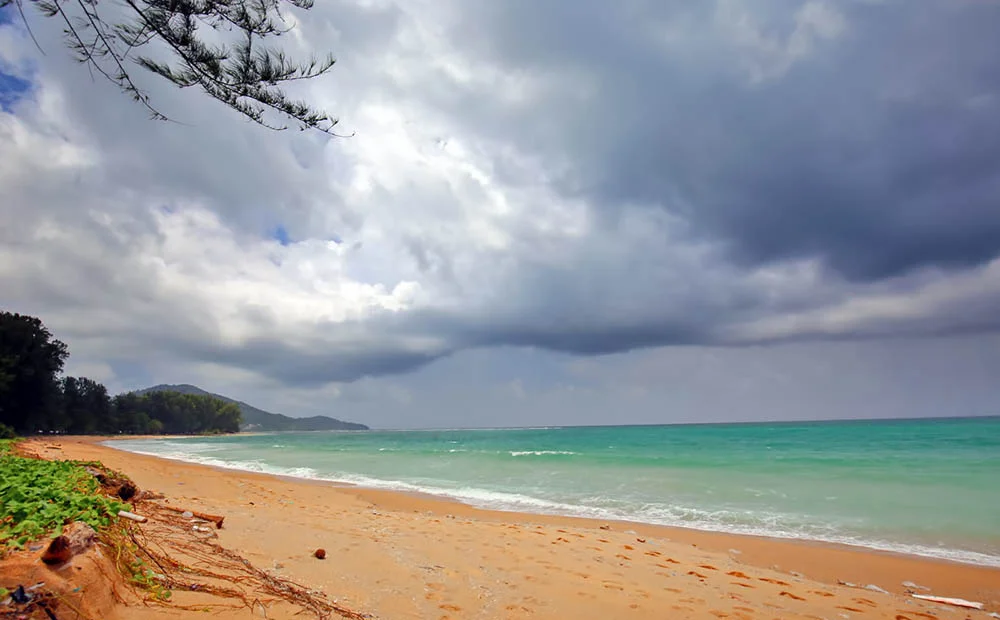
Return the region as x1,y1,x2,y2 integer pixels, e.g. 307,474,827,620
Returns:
0,311,240,437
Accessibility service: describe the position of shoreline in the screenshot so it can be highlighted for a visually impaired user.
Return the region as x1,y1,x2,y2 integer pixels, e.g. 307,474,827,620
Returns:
103,435,1000,570
23,436,1000,618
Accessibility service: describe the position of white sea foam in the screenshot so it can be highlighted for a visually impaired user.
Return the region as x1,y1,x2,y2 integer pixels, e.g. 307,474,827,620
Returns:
106,440,1000,569
508,450,577,456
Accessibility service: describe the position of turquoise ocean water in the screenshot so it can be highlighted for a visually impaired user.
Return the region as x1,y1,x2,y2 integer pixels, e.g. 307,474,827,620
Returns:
110,417,1000,566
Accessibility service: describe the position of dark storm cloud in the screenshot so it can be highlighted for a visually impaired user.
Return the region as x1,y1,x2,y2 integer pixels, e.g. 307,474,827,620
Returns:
445,1,1000,281
4,0,1000,401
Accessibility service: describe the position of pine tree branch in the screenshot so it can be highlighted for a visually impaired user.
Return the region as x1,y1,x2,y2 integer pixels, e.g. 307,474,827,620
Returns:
4,0,345,134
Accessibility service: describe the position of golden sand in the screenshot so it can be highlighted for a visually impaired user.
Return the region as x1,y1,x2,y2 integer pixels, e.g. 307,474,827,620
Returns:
19,438,1000,619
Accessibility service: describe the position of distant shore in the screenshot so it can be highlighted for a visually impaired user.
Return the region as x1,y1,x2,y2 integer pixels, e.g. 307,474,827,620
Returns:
28,436,1000,618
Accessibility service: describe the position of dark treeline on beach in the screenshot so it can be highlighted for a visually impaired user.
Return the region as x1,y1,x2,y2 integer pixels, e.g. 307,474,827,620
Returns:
0,311,240,437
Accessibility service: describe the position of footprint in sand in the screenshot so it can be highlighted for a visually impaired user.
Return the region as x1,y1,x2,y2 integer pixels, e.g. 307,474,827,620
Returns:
687,571,708,579
811,590,834,597
727,571,750,579
779,591,806,601
645,550,662,557
852,598,877,608
837,606,864,613
699,564,718,571
730,582,754,589
623,544,635,550
759,577,790,586
438,604,462,612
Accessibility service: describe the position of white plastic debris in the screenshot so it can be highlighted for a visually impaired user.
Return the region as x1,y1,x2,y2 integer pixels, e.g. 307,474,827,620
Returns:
118,510,147,523
865,584,889,594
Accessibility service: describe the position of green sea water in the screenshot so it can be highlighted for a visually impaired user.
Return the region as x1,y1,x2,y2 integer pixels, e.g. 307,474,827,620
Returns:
111,417,1000,566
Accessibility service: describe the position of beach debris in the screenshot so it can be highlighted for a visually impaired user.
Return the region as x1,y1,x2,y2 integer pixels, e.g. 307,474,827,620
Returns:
910,594,984,610
599,525,611,530
636,538,646,543
987,612,1000,619
11,585,31,604
116,480,138,501
837,580,858,588
790,571,804,578
118,510,148,523
192,525,213,533
864,584,889,594
901,580,930,591
41,522,97,564
314,548,327,560
161,505,225,528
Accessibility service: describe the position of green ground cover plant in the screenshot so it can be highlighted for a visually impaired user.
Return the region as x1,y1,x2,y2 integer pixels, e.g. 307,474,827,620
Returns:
0,440,129,550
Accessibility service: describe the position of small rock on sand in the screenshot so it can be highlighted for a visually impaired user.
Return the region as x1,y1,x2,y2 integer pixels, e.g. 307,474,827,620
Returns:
314,548,326,560
41,522,97,565
902,580,930,591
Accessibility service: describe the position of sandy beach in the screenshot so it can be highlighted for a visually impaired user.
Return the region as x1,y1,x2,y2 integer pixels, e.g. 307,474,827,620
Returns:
15,437,1000,620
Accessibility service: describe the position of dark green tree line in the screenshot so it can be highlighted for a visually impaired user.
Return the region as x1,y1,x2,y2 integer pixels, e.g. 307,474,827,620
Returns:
0,311,240,435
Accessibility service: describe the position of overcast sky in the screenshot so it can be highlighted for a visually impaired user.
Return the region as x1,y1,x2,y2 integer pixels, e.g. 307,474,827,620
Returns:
1,1,999,429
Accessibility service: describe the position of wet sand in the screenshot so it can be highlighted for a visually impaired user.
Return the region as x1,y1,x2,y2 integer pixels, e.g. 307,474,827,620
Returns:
25,437,1000,619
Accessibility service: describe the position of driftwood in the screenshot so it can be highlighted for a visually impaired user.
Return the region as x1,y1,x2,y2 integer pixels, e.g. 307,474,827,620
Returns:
911,594,984,610
118,510,148,523
160,505,225,529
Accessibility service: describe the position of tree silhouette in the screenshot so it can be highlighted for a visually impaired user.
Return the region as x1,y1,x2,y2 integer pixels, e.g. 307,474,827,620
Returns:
1,0,346,134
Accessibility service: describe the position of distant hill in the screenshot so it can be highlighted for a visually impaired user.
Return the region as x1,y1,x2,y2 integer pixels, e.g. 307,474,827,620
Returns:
136,384,369,432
